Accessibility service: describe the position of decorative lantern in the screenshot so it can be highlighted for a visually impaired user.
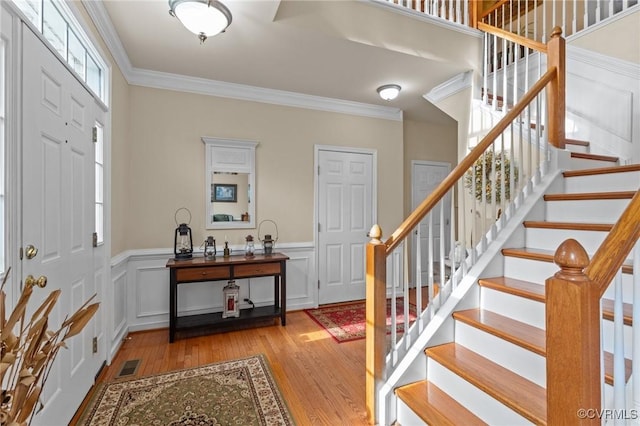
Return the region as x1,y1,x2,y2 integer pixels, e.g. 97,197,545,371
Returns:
203,236,217,259
258,219,279,256
245,235,255,257
174,208,193,260
222,280,240,318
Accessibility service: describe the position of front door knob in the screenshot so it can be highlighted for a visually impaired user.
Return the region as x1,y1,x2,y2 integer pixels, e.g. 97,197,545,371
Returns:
25,245,38,260
24,275,47,288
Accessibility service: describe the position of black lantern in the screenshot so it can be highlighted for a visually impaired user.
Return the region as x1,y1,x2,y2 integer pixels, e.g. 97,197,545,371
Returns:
174,208,193,260
258,219,278,256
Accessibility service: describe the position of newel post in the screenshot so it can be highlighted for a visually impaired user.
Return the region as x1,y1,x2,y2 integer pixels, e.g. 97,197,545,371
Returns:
547,26,566,149
546,239,600,424
366,224,387,424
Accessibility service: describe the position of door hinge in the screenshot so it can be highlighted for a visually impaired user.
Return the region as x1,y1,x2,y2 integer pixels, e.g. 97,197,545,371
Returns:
318,280,320,289
92,126,98,143
318,223,321,232
92,232,98,247
92,336,98,354
317,165,320,175
19,247,23,260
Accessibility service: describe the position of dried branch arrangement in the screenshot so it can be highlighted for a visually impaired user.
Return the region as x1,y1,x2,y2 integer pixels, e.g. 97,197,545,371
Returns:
0,267,99,425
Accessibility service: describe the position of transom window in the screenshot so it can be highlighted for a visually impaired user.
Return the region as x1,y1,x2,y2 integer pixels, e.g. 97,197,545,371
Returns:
13,0,107,103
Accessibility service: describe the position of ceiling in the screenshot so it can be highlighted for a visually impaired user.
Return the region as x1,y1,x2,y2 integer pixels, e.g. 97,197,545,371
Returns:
94,0,483,123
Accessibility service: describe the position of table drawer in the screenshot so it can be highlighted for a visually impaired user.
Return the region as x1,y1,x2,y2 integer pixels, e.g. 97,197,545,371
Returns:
176,266,230,282
234,262,281,278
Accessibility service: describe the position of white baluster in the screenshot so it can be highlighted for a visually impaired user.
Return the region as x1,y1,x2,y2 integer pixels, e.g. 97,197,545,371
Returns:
403,241,411,349
613,270,625,425
632,240,640,415
415,224,423,332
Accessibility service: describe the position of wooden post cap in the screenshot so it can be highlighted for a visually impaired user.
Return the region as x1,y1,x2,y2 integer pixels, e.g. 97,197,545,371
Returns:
553,238,590,280
368,224,382,241
550,26,563,39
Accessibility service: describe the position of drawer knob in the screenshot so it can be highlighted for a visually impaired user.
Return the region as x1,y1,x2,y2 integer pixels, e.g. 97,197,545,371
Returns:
201,272,207,275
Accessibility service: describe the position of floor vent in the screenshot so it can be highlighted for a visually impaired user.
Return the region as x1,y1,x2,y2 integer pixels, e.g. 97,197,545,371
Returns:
115,359,140,379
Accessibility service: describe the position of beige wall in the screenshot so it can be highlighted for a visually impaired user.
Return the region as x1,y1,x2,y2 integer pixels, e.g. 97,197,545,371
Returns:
123,86,404,251
570,10,640,64
403,118,458,215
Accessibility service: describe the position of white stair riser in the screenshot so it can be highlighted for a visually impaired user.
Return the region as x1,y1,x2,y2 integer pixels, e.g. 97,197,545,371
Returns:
566,144,589,154
455,321,546,387
396,399,427,426
570,157,618,169
601,320,634,359
564,171,640,193
545,199,630,223
480,287,545,329
525,227,610,254
503,256,558,286
427,358,534,425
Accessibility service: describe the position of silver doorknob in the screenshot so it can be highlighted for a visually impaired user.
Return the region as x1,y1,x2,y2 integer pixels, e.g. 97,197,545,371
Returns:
24,275,47,288
25,245,38,259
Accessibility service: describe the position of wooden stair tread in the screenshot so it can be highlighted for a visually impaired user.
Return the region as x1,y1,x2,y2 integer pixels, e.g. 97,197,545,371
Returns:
544,191,636,201
601,298,633,326
395,380,488,426
563,163,640,177
603,351,633,385
565,138,590,147
501,247,634,274
570,152,619,163
454,309,545,356
523,221,612,231
426,343,546,425
478,276,545,302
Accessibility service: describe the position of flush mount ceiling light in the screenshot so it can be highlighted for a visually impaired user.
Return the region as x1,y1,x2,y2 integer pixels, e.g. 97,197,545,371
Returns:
377,84,401,101
169,0,232,43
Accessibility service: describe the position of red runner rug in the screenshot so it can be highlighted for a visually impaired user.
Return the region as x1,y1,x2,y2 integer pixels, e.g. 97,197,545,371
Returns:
304,299,417,343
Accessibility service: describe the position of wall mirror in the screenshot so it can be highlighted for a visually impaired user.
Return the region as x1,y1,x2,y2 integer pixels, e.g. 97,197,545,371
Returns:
202,137,258,229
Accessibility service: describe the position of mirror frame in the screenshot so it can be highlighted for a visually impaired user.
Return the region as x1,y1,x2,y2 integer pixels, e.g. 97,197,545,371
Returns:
202,137,258,230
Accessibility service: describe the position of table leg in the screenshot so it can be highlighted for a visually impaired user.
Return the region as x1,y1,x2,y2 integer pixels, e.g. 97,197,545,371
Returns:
169,270,177,343
281,261,286,326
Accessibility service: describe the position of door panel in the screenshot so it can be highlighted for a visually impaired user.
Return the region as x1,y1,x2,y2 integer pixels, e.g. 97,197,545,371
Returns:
318,150,374,304
22,25,98,425
411,161,451,286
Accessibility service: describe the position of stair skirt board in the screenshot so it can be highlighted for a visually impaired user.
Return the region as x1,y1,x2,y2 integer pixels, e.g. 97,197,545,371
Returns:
426,354,536,425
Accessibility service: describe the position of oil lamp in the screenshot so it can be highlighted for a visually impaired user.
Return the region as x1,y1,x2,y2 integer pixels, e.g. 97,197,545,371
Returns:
245,235,255,257
222,280,240,318
258,219,278,256
174,208,193,260
203,235,217,259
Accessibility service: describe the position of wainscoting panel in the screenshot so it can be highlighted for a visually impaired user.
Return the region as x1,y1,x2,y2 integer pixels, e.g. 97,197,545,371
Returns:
114,244,316,334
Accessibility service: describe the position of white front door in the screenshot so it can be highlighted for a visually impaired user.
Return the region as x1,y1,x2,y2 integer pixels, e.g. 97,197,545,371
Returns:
22,25,98,425
317,148,375,305
411,161,451,286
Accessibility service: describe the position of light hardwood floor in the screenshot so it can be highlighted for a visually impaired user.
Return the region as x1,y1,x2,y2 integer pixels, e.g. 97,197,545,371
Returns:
71,310,369,425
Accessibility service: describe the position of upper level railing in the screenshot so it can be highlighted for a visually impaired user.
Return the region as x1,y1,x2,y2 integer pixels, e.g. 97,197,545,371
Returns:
365,26,566,424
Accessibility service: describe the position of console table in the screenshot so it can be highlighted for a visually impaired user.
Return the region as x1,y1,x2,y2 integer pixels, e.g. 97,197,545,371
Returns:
166,253,288,342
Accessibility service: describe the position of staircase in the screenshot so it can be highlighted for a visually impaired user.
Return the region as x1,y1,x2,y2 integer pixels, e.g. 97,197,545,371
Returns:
395,150,640,424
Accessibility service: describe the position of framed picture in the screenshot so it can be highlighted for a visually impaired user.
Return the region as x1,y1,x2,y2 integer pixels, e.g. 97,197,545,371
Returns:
212,184,237,202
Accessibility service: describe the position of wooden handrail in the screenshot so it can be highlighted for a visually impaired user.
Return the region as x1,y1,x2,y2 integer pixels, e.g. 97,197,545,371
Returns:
385,66,556,253
478,22,547,53
586,189,640,298
479,0,511,19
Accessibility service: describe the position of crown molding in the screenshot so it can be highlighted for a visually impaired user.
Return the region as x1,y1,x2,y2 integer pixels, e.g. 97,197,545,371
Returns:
423,70,473,103
83,0,402,121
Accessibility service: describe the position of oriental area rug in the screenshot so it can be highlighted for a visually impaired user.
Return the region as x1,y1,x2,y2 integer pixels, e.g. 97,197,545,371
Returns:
304,299,417,343
78,354,294,425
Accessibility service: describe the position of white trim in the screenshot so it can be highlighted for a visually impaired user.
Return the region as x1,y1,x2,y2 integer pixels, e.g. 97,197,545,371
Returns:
82,1,403,121
424,70,473,103
368,0,483,38
567,45,640,79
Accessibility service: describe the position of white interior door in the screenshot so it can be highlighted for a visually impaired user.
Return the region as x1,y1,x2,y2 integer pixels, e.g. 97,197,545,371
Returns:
22,26,98,425
317,149,374,305
411,161,451,286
